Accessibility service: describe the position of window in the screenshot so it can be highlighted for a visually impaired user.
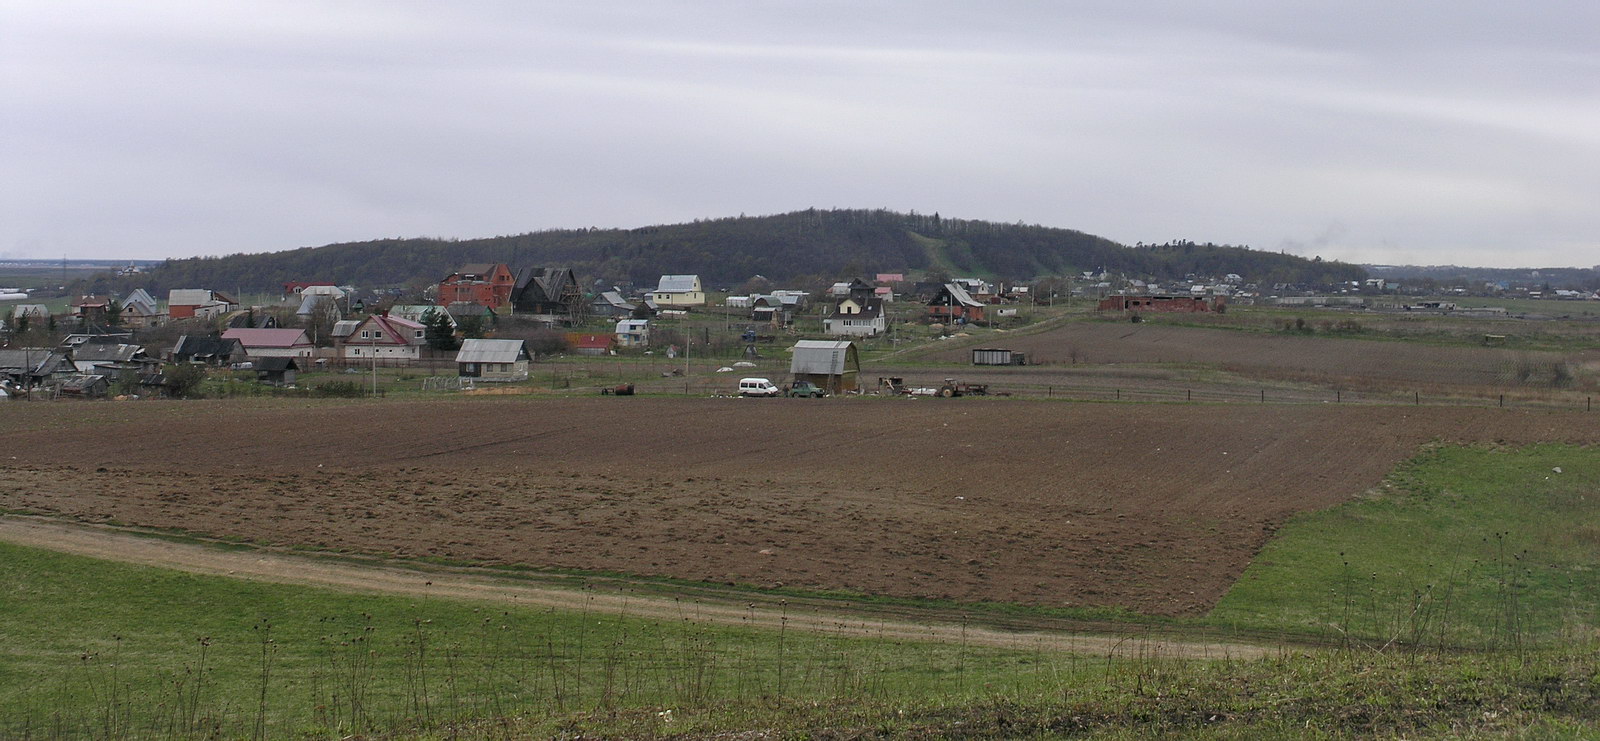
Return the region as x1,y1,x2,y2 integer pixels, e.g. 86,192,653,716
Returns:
374,331,384,339
414,330,424,339
359,330,370,339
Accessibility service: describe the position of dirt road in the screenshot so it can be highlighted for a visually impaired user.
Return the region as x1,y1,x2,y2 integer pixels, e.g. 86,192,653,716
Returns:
0,515,1266,660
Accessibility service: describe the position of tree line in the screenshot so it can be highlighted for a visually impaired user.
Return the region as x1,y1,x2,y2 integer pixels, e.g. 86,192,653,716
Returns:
75,209,1366,295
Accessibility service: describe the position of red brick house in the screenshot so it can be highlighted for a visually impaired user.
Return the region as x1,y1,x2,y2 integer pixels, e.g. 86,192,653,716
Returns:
438,264,514,310
1097,295,1223,313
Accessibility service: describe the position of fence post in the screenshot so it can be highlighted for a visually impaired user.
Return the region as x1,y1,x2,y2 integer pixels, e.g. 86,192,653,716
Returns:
1414,391,1419,405
1336,390,1341,403
1589,396,1592,412
1499,394,1504,408
1047,385,1052,398
1187,389,1191,402
1115,388,1120,401
1260,389,1265,403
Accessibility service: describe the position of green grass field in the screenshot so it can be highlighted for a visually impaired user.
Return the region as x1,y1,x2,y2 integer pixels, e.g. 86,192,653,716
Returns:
8,444,1600,737
0,540,1092,738
1212,444,1600,648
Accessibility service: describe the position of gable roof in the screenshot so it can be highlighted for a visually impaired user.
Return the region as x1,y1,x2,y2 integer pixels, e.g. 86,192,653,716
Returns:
72,343,145,363
456,338,528,364
331,320,361,338
656,275,700,293
10,304,49,318
932,282,984,308
790,340,859,376
173,335,244,359
513,266,578,304
593,290,635,310
255,356,299,372
221,328,312,348
347,315,425,346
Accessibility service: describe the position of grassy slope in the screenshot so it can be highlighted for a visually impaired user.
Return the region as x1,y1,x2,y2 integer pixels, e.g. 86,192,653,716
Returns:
0,540,1074,738
1211,444,1600,647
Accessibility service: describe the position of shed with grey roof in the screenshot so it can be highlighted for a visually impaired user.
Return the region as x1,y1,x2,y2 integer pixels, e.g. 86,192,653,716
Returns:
789,339,860,394
455,339,530,381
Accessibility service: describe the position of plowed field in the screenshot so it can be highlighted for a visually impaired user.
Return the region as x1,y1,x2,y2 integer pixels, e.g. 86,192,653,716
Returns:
3,397,1596,615
919,321,1600,391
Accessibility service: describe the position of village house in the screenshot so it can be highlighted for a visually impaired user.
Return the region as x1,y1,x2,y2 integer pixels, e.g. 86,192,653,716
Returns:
823,278,887,337
337,315,426,362
927,283,986,323
70,343,157,375
119,289,164,328
59,374,111,399
386,304,443,326
615,318,650,347
222,327,316,359
10,304,50,322
651,275,705,307
438,263,515,310
69,296,113,324
168,289,238,320
512,267,582,319
0,348,75,387
445,302,495,327
282,281,337,297
790,339,860,394
455,338,530,381
1097,295,1224,313
170,335,246,365
254,357,299,386
751,294,805,326
566,333,615,356
590,290,636,317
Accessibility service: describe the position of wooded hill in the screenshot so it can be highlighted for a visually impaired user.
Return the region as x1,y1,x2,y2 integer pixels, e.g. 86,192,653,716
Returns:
98,209,1365,294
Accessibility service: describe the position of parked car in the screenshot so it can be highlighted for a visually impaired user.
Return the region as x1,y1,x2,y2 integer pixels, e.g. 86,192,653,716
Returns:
738,377,781,397
787,380,827,398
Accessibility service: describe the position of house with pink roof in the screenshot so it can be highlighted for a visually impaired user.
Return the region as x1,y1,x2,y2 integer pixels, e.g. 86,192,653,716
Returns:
220,328,315,359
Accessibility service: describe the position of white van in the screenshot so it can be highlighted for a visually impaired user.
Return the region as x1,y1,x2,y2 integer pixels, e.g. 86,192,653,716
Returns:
738,377,781,397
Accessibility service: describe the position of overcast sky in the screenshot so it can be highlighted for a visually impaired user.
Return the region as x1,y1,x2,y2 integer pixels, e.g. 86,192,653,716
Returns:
4,1,1597,267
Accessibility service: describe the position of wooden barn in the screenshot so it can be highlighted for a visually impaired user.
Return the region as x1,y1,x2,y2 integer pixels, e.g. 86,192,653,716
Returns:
789,340,860,394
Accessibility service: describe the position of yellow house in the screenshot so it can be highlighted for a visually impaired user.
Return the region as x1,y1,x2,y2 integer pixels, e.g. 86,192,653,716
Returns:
651,275,705,307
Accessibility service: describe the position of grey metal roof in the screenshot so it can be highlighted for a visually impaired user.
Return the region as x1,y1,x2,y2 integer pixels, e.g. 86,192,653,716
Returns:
939,283,984,308
789,340,858,375
455,339,528,364
331,320,361,337
656,275,700,293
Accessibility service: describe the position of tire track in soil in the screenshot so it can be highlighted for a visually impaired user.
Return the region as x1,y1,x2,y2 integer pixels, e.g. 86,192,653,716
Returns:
0,515,1269,660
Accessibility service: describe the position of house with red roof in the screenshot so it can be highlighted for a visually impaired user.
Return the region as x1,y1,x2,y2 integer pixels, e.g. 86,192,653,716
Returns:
564,332,615,356
337,314,427,362
220,327,316,358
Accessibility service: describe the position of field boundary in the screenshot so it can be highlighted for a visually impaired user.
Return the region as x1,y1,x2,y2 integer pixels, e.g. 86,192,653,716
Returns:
0,514,1271,660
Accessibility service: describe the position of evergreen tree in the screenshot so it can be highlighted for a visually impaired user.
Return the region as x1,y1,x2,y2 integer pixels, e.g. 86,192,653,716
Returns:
421,308,458,351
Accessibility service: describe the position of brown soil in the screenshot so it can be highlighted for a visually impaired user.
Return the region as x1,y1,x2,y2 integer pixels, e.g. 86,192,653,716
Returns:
0,516,1266,659
918,321,1599,391
3,397,1596,616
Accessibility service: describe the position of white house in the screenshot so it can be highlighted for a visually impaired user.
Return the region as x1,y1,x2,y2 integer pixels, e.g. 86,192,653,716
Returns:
338,315,426,362
221,328,316,358
651,275,705,306
615,319,650,347
824,279,887,337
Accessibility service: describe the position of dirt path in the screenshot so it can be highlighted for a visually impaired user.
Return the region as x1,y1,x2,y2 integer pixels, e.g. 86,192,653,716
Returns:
0,515,1268,660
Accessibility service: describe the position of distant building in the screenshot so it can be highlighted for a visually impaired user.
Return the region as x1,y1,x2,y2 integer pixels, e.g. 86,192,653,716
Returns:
512,267,582,318
456,339,530,381
927,283,985,323
438,264,515,310
337,315,426,362
651,275,705,307
1097,295,1223,313
615,319,650,347
222,328,316,358
168,289,238,320
824,279,886,337
789,340,860,394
